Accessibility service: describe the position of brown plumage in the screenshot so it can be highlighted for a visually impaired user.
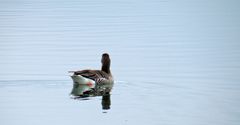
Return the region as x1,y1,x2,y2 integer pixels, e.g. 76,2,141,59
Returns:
72,53,113,84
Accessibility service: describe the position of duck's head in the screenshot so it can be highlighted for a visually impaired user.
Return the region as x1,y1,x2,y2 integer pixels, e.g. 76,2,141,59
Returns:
101,53,111,73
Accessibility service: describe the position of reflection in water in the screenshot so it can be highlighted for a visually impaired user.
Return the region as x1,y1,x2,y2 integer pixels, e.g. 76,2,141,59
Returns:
70,82,113,110
102,93,111,110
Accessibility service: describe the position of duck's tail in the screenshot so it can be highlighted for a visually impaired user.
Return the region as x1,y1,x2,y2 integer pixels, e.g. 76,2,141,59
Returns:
70,74,96,87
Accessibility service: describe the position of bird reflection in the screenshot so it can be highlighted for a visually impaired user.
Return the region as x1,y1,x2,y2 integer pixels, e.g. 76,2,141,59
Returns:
102,92,111,110
70,82,113,110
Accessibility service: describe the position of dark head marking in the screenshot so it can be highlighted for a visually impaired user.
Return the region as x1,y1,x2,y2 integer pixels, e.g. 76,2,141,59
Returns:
101,53,111,74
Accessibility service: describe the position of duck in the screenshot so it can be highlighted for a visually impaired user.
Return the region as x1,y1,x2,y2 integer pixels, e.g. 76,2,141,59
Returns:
69,53,114,86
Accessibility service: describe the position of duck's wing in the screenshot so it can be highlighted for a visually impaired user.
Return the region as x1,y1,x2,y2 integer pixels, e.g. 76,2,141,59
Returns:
93,70,113,84
73,70,98,80
73,70,109,82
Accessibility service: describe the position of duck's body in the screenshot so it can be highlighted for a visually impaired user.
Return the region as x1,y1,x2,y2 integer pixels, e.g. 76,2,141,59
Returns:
69,53,113,86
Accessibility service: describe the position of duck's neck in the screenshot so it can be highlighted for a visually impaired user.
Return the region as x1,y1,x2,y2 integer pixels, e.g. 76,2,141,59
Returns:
101,64,110,74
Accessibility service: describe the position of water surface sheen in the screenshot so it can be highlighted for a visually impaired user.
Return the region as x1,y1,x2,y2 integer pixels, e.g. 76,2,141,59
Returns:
0,0,240,125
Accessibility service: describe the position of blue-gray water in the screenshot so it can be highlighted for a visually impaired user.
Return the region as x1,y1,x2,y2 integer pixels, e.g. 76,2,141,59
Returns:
0,0,240,125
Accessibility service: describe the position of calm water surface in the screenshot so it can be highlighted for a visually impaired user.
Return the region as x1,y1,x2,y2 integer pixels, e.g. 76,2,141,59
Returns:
0,0,240,125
